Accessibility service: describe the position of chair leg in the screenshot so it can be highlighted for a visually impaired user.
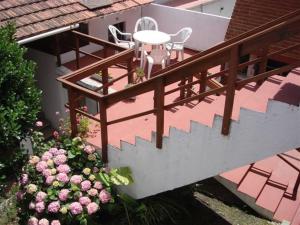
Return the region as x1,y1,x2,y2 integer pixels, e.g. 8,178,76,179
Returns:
180,50,184,61
148,61,153,79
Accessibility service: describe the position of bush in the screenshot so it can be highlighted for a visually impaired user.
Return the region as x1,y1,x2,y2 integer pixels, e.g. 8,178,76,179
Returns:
17,136,133,225
0,23,42,193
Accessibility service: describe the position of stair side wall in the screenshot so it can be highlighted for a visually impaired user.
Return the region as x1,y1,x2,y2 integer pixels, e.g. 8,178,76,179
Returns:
108,100,300,198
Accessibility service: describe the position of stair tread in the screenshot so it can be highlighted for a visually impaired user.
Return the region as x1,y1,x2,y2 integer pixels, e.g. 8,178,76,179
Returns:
291,204,300,225
220,165,251,185
274,197,300,223
256,184,285,213
237,171,268,198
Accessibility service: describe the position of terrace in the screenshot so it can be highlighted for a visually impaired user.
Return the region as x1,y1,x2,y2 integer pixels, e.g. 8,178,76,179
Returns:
58,8,300,164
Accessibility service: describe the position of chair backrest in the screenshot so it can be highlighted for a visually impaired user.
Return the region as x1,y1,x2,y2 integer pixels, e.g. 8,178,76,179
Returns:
108,25,120,44
174,27,192,43
134,17,158,32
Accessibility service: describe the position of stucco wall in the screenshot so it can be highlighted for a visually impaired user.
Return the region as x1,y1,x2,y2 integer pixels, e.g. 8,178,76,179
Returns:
108,100,300,198
143,4,230,51
26,48,68,128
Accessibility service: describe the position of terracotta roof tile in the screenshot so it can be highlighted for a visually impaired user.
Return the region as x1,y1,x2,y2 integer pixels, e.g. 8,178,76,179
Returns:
0,0,152,40
226,0,300,60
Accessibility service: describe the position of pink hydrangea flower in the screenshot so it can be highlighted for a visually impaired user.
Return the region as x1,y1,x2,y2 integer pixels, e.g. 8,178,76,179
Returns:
53,155,67,165
20,174,29,185
29,202,35,210
48,201,60,213
36,121,43,127
49,148,58,155
36,191,47,202
41,151,53,161
81,180,91,191
38,218,49,225
57,149,66,155
94,181,103,190
42,169,52,178
28,217,38,225
46,176,55,185
58,189,69,201
84,145,95,154
88,188,98,197
57,164,70,174
35,201,45,213
69,202,83,215
51,220,61,225
53,131,59,139
56,173,69,183
36,161,48,172
99,189,111,203
16,191,25,201
86,202,99,215
79,196,91,206
70,175,82,185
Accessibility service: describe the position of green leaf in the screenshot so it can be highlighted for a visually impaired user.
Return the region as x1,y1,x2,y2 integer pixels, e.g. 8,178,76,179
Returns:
109,167,134,186
68,151,76,159
97,172,111,187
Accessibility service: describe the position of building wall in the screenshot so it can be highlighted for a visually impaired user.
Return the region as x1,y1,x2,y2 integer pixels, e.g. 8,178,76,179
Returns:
189,0,236,18
26,48,68,128
143,4,230,51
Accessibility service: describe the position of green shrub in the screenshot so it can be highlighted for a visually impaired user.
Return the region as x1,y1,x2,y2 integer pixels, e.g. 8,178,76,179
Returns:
0,23,42,194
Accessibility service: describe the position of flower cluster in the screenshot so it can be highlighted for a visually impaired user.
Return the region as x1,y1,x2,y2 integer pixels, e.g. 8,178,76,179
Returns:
17,137,118,225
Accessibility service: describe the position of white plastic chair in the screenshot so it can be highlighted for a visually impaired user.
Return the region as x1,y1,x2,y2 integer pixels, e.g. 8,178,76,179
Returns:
143,49,170,79
166,27,192,61
134,17,158,32
134,17,158,58
108,25,135,49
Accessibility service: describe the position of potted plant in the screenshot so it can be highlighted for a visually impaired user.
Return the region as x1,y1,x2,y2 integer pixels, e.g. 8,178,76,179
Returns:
134,67,145,83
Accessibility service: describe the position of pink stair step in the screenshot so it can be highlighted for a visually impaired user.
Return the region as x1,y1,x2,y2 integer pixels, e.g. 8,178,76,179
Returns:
253,156,280,174
256,184,285,213
291,204,300,225
237,171,268,198
220,165,251,185
274,197,300,223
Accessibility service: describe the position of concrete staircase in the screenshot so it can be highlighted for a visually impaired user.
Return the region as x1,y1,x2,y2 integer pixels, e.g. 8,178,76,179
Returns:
86,68,300,199
217,149,300,225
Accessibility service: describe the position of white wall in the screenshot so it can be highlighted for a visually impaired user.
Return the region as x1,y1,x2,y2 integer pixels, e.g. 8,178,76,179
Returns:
143,4,230,51
26,48,68,128
189,0,236,18
108,100,300,199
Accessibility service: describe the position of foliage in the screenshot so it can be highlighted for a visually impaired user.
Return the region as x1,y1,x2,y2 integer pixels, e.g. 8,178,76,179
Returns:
0,23,41,195
56,107,90,139
17,135,133,225
0,183,19,225
0,23,41,150
114,193,189,225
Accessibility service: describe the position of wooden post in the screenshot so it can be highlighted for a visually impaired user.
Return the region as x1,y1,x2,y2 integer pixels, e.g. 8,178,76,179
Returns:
256,48,269,85
220,63,228,84
179,78,186,100
222,46,239,135
55,34,61,67
102,45,109,95
75,33,80,69
155,79,165,149
186,75,193,98
99,99,108,163
127,58,134,84
199,70,208,102
68,88,79,137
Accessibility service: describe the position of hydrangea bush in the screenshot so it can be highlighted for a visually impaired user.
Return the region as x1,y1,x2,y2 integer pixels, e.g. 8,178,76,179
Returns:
17,136,133,225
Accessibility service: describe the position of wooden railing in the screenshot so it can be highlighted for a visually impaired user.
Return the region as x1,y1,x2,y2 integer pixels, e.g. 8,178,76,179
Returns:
58,10,300,163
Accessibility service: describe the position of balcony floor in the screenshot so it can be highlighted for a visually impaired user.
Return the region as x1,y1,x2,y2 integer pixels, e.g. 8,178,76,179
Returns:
63,48,221,148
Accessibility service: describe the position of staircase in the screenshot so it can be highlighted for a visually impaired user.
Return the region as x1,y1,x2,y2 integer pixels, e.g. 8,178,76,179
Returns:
217,149,300,225
85,68,300,199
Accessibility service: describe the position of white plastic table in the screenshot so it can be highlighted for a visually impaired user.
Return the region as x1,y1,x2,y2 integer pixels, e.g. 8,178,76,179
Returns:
133,30,171,67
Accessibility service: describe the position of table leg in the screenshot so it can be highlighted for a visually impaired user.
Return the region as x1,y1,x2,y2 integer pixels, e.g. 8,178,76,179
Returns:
140,43,144,68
